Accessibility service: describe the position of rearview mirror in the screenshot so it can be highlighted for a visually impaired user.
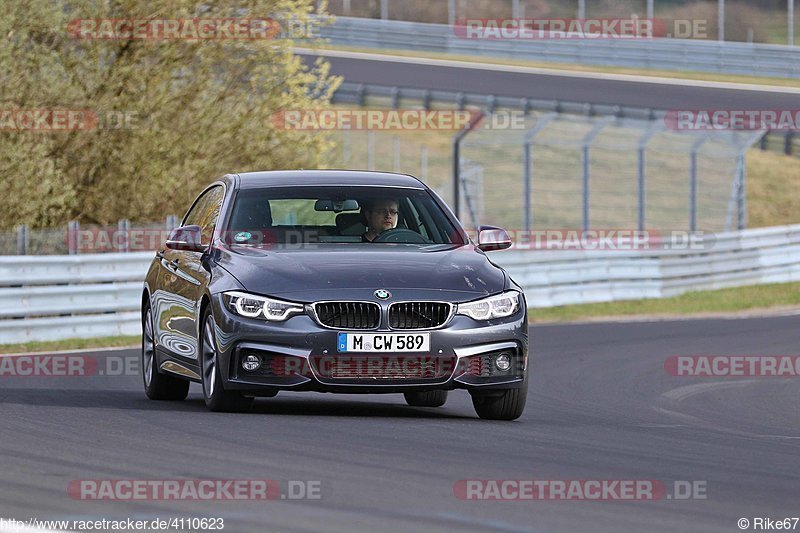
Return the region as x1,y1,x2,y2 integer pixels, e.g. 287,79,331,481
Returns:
165,225,206,252
477,225,512,252
314,199,359,212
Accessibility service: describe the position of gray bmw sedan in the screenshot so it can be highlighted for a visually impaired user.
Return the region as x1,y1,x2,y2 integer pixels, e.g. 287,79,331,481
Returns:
142,171,528,420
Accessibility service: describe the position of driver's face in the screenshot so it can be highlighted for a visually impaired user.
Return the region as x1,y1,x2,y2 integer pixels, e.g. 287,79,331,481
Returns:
366,200,399,234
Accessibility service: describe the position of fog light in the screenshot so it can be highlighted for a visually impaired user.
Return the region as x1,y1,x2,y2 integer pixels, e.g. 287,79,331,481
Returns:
242,354,261,372
494,352,512,371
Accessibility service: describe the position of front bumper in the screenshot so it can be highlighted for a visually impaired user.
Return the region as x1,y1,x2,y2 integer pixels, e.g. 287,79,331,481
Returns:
209,294,528,395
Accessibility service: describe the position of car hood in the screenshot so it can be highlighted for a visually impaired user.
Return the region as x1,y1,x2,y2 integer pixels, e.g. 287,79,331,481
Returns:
214,243,506,303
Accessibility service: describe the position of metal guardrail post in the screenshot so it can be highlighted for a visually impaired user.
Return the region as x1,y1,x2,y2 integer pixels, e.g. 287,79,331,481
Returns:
785,132,794,156
166,215,178,231
486,95,496,115
67,221,80,255
16,224,28,255
452,111,485,220
356,84,366,107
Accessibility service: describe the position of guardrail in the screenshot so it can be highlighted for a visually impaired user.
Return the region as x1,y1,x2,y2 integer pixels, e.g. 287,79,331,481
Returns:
494,224,800,307
0,253,152,344
320,17,800,79
2,224,800,344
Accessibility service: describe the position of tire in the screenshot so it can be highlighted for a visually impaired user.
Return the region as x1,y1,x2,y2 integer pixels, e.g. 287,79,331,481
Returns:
142,302,190,401
200,309,253,413
404,390,448,407
471,382,528,421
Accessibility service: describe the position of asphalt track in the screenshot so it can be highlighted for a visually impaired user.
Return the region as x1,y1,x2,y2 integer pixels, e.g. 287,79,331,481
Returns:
2,316,800,532
299,49,800,110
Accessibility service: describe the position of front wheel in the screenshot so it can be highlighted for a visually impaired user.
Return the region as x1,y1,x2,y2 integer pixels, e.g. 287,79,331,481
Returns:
142,302,189,401
201,310,253,413
470,384,527,421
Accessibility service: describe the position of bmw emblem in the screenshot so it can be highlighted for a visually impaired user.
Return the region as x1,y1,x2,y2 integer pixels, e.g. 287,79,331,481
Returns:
374,289,391,300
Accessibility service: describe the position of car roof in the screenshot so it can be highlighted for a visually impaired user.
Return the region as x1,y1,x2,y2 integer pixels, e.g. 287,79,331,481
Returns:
234,170,426,190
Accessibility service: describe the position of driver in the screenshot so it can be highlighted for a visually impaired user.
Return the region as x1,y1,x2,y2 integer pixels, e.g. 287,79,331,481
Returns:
361,199,399,242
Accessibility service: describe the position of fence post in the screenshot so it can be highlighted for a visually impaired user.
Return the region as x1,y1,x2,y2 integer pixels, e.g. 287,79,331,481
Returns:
118,219,131,253
452,112,485,219
392,136,400,172
580,117,614,231
67,221,80,255
523,143,532,232
448,0,456,26
166,215,178,230
421,145,428,182
16,224,28,255
689,137,708,232
637,122,662,231
367,130,375,170
342,129,351,165
522,113,559,232
737,153,746,230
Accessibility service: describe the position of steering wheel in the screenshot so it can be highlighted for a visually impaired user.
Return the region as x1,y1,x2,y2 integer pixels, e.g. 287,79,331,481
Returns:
372,228,431,244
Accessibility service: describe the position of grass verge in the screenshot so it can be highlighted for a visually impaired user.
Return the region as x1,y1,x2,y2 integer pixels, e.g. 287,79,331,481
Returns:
0,335,140,355
529,282,800,323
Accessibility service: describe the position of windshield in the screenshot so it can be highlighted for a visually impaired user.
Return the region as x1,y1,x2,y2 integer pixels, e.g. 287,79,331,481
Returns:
224,186,464,246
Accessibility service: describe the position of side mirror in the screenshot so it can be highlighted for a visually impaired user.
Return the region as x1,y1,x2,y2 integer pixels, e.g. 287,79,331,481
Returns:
165,225,206,252
477,225,512,252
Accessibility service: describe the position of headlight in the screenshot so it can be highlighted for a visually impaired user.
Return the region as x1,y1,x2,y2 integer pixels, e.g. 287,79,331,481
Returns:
456,291,520,320
222,291,304,321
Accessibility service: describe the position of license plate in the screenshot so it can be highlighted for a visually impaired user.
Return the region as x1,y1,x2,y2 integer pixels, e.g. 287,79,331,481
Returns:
337,332,430,353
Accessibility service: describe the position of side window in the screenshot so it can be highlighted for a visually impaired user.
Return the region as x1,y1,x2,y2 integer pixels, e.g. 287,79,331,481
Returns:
183,186,224,246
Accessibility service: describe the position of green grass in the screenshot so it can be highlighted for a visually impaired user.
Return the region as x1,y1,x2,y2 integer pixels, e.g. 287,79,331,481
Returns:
529,282,800,323
0,335,140,355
